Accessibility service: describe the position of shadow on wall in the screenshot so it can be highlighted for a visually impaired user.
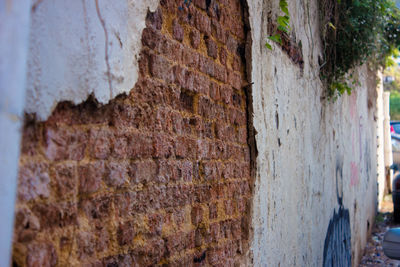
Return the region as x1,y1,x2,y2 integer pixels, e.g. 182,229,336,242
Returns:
323,159,351,267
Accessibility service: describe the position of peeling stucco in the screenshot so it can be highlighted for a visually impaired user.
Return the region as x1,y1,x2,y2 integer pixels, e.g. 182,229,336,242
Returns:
247,0,378,266
25,0,160,120
20,0,380,265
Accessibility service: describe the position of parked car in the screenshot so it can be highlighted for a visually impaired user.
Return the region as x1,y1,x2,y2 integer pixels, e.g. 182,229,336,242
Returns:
383,228,400,259
393,170,400,222
391,121,400,134
392,133,400,166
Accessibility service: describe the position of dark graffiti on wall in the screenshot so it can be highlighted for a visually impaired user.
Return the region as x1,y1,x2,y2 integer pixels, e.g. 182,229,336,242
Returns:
322,159,351,267
322,207,351,267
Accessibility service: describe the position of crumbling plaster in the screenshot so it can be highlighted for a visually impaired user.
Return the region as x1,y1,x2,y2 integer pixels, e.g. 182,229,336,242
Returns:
247,0,378,266
25,0,160,120
22,0,379,265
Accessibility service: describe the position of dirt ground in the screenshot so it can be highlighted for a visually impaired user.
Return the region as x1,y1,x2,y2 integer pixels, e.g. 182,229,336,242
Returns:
359,195,400,266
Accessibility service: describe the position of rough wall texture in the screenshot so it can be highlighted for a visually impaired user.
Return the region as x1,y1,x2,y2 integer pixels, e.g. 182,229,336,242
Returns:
25,0,159,120
14,0,380,266
13,0,253,266
248,1,378,266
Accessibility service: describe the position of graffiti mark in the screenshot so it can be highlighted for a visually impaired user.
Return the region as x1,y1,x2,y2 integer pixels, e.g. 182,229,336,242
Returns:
178,0,192,10
350,162,359,187
323,207,351,267
364,141,371,184
323,157,352,267
336,158,344,205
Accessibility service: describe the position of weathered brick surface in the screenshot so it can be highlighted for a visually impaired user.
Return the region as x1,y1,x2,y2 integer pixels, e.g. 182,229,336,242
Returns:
13,0,251,266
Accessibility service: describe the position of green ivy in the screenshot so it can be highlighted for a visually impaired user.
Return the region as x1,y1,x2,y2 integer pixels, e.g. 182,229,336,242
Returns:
266,0,290,49
320,0,400,98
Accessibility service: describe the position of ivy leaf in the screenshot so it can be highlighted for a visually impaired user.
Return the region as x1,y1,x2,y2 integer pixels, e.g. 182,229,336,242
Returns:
268,34,282,45
277,16,290,29
265,42,273,50
278,25,289,33
328,22,336,30
279,0,289,16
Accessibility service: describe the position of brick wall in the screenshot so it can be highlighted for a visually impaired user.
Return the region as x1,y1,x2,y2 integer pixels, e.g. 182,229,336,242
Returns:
13,0,253,265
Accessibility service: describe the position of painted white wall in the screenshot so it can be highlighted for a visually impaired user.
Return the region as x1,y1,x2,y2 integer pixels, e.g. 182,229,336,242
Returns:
383,92,393,191
25,0,160,121
248,0,378,265
377,73,386,208
0,0,31,265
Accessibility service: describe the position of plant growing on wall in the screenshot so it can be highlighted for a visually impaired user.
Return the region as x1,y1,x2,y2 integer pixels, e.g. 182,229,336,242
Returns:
267,0,400,99
319,0,400,98
265,0,290,50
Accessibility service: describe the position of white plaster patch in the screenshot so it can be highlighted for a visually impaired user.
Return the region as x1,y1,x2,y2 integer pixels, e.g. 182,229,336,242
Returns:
247,0,378,266
25,0,160,120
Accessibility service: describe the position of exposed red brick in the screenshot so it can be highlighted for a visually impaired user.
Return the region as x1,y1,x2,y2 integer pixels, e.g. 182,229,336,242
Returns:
111,133,128,159
94,223,109,253
32,202,77,229
18,162,50,201
117,220,136,246
160,0,177,11
226,34,238,54
78,162,104,194
199,55,215,77
26,242,57,267
214,23,228,46
158,37,183,62
104,161,128,188
127,132,154,159
193,0,207,10
52,163,76,199
132,237,165,266
138,50,150,76
190,29,201,49
213,62,227,82
147,213,164,235
129,161,158,185
102,254,133,267
80,195,112,221
209,202,218,220
76,231,95,259
194,9,211,34
179,90,195,112
14,207,40,243
191,205,204,225
146,7,163,31
175,136,197,159
21,121,41,156
172,19,184,42
114,191,136,218
89,128,112,160
182,47,200,68
153,133,174,158
219,47,228,66
193,72,210,95
44,126,87,161
149,53,173,82
206,37,218,59
142,28,162,50
14,0,252,265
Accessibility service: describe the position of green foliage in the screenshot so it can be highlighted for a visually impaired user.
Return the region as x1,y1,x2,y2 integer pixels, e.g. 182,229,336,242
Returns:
266,0,290,49
390,89,400,120
320,0,400,98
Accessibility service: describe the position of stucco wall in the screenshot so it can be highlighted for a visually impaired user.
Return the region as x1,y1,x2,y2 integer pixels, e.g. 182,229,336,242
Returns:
248,1,378,266
14,0,254,265
25,0,160,120
16,0,379,266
